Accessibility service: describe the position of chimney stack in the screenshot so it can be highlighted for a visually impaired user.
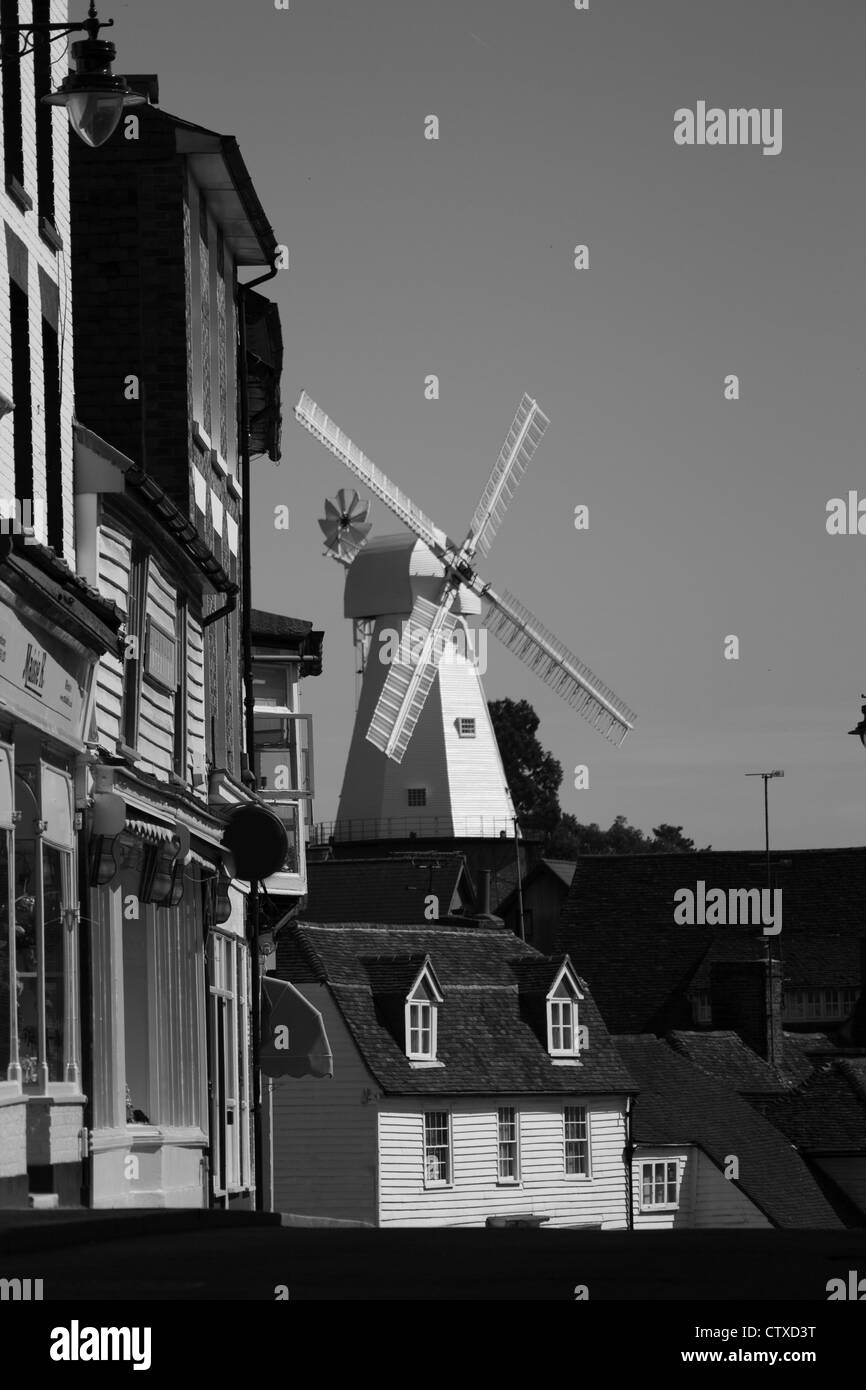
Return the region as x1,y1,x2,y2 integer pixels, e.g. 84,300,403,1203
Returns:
709,958,784,1066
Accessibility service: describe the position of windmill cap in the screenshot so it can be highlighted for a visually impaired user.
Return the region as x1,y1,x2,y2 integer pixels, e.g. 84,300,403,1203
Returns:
344,535,480,618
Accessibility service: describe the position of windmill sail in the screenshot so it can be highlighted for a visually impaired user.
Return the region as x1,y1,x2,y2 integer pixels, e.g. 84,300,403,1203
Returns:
296,391,447,554
484,586,636,745
467,394,550,559
367,594,459,762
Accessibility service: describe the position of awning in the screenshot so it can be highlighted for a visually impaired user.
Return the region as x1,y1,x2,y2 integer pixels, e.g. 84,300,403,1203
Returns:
260,977,333,1080
124,818,177,845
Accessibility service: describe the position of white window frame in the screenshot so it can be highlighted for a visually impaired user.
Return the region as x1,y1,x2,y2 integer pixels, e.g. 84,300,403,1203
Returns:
404,960,444,1062
497,1105,520,1184
456,717,476,738
691,990,712,1024
563,1104,591,1178
546,961,584,1059
406,998,436,1061
549,998,576,1055
639,1159,680,1212
423,1109,452,1188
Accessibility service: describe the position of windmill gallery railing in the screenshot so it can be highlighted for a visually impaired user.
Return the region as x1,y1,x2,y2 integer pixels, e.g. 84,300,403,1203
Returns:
308,816,528,845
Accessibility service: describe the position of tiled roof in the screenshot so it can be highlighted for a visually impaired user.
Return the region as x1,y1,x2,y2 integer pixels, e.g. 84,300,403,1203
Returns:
497,858,577,916
274,921,636,1096
250,609,313,641
300,855,475,925
758,1056,866,1155
557,848,866,1034
361,953,430,995
2,532,123,630
616,1035,842,1228
667,1030,803,1093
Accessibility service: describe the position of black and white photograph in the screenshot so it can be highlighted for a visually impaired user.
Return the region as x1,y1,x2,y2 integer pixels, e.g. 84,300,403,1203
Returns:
1,0,866,1347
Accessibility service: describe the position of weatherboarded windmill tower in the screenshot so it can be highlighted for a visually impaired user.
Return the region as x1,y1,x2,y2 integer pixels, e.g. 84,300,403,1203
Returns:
298,391,636,884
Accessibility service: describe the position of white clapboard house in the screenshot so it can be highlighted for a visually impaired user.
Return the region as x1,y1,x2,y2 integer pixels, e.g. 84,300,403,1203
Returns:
268,917,636,1228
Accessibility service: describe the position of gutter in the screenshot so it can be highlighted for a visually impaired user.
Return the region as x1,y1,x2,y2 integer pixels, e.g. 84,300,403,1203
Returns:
238,257,280,1212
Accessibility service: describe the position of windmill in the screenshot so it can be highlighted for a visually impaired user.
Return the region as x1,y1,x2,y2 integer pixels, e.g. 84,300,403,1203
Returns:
296,390,637,775
318,488,372,566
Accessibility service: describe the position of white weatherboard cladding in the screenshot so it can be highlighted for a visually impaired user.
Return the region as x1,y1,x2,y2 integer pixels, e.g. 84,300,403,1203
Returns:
631,1147,771,1229
437,651,516,829
377,1097,628,1228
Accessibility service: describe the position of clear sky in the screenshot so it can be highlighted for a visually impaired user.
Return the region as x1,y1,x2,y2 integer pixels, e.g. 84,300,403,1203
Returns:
110,0,866,852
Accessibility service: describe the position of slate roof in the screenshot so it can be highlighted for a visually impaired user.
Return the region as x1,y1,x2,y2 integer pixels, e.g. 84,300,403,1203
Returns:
1,531,123,629
615,1035,842,1229
251,609,313,641
556,848,866,1034
497,858,577,916
273,920,636,1096
756,1056,866,1156
667,1030,808,1093
300,854,475,925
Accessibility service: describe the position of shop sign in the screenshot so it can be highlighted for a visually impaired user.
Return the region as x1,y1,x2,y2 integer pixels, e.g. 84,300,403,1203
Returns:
0,603,91,745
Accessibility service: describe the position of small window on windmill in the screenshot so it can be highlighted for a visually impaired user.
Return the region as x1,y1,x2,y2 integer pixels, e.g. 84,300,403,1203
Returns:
456,718,476,738
407,788,427,808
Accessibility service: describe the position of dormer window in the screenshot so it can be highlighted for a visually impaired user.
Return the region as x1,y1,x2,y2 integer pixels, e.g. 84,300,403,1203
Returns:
404,959,444,1063
546,961,584,1059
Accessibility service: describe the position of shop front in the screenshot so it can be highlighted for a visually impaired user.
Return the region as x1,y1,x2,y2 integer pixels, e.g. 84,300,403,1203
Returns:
0,537,121,1206
83,764,246,1208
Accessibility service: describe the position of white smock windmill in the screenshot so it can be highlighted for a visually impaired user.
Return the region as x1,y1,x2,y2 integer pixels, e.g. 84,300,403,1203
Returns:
296,390,636,843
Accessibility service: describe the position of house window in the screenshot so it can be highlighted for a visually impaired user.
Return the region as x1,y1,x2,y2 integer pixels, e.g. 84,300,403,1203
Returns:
173,599,188,778
407,788,426,808
641,1160,679,1210
783,987,859,1022
32,1,56,232
8,247,33,508
549,998,576,1055
423,1110,451,1186
457,718,476,738
405,966,442,1061
408,1001,433,1059
564,1105,589,1177
1,0,25,192
547,965,583,1058
497,1106,520,1182
121,541,149,751
690,990,712,1025
41,314,62,553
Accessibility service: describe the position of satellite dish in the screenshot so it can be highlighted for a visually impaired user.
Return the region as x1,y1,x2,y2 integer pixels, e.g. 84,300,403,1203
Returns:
318,488,372,567
222,804,289,881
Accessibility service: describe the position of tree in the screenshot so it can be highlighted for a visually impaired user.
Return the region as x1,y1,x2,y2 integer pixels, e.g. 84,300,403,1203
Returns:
487,698,562,834
489,698,710,856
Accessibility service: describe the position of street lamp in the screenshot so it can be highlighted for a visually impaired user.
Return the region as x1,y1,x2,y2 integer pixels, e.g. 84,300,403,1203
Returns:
1,2,143,149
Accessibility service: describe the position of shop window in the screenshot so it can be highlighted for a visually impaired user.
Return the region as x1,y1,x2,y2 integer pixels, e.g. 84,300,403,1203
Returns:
208,930,251,1195
14,767,75,1090
0,827,12,1078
